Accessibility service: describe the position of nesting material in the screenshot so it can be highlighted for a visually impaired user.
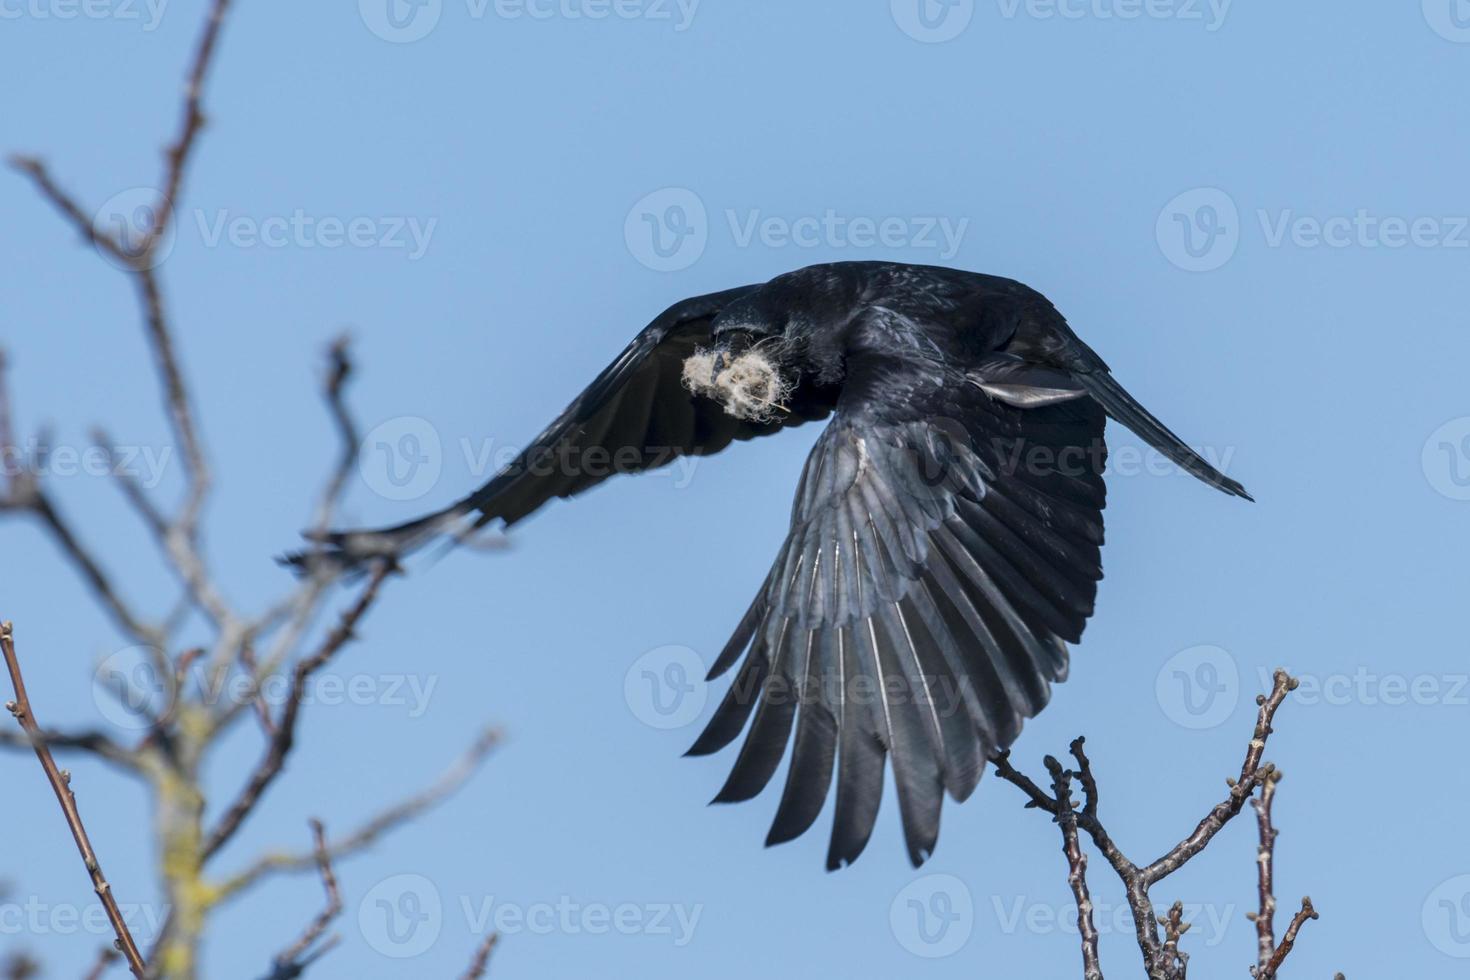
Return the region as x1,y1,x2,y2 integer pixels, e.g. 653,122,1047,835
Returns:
682,347,792,422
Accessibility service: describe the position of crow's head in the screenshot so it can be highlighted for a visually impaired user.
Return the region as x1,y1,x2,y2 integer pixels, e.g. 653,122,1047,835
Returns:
684,298,797,422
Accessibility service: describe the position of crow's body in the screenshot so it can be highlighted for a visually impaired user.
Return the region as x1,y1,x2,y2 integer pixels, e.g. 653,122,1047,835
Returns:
301,261,1249,869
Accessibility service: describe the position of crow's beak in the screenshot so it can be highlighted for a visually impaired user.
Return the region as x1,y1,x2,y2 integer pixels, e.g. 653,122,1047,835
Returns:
709,347,733,385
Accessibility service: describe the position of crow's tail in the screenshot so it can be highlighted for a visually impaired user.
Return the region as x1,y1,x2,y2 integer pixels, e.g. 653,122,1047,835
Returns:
1076,370,1253,500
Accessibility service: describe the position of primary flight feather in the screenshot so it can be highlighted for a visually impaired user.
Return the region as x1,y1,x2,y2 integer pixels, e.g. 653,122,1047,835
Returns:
293,260,1251,869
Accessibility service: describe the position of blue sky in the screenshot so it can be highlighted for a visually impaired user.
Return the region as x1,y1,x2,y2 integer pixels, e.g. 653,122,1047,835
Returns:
3,2,1469,977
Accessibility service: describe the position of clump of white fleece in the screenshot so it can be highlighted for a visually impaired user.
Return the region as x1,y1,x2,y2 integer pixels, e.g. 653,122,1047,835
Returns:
682,347,792,423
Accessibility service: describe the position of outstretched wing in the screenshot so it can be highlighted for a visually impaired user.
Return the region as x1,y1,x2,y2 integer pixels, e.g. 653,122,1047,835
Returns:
299,286,837,562
687,371,1107,869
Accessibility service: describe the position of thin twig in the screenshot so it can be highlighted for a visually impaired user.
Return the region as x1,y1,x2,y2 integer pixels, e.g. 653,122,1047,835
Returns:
0,727,139,770
153,0,231,246
269,819,342,972
1258,898,1317,978
1,358,162,646
1158,901,1191,978
1044,756,1103,980
4,156,130,263
1248,768,1282,972
83,947,121,980
460,934,500,980
1141,671,1297,886
1,622,146,978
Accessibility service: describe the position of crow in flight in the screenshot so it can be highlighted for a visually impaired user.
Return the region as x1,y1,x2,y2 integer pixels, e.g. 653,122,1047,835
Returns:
299,261,1250,869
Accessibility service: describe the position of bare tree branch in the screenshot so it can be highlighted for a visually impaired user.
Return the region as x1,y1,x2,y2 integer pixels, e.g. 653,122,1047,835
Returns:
994,670,1331,979
1257,898,1317,979
3,156,130,264
1248,767,1282,971
266,819,341,976
1140,673,1296,887
1044,756,1103,980
1,622,146,978
200,561,396,863
217,727,502,901
1,353,164,648
0,726,139,770
4,7,503,979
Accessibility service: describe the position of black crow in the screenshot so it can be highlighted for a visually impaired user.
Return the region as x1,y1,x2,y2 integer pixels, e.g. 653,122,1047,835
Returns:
298,260,1250,869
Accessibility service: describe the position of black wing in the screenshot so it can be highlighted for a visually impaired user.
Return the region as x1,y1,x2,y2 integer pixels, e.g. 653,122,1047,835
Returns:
687,370,1107,869
298,286,837,562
